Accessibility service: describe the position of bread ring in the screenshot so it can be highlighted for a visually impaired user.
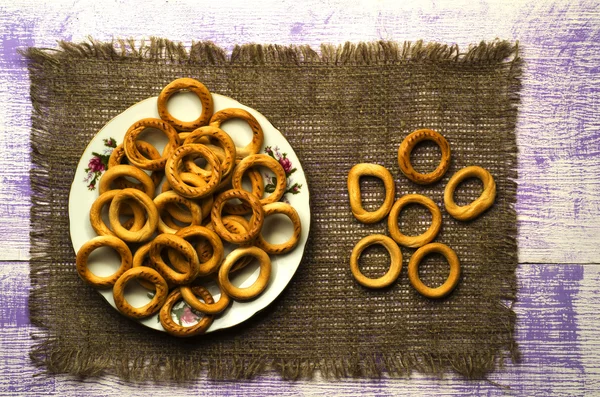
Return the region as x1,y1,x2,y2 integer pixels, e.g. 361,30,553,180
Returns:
131,242,157,291
113,266,169,318
149,233,200,285
387,194,442,248
218,246,271,301
255,202,301,255
99,164,155,198
123,118,181,171
232,154,286,205
159,286,214,337
157,78,214,131
180,281,231,315
398,129,451,185
347,163,395,224
183,126,236,179
211,189,264,244
444,166,496,221
165,144,221,199
76,235,133,288
108,142,164,188
209,108,264,159
171,225,224,276
108,188,159,243
154,190,203,234
407,242,460,299
89,190,146,237
222,167,264,215
349,234,403,289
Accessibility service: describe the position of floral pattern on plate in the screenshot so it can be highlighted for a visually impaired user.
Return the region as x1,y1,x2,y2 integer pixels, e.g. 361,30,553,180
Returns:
264,146,303,202
83,137,117,190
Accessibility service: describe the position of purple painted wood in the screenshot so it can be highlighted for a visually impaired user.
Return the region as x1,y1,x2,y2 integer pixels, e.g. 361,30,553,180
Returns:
1,0,600,395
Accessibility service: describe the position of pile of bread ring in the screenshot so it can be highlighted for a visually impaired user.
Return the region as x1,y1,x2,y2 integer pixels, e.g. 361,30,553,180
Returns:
348,129,496,298
75,78,302,337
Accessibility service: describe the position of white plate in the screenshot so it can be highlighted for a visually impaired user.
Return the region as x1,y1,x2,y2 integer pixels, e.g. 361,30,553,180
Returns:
68,92,310,333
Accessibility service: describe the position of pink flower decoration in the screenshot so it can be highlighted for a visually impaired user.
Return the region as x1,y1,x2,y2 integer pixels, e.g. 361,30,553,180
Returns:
279,156,293,174
88,156,105,172
180,306,199,325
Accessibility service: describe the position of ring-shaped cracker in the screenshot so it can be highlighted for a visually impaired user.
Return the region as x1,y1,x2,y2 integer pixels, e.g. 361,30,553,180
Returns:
157,78,214,131
255,202,301,255
113,266,168,318
444,166,496,221
232,154,286,205
154,190,203,234
159,286,214,337
350,234,403,289
171,226,224,276
218,246,271,301
222,168,264,215
109,142,164,188
183,126,236,179
76,235,133,288
407,242,460,299
149,233,200,285
347,163,395,224
99,164,155,198
398,129,451,185
209,108,264,159
165,144,221,199
180,281,231,315
108,188,159,243
123,118,181,170
89,190,146,237
387,194,442,248
211,189,264,244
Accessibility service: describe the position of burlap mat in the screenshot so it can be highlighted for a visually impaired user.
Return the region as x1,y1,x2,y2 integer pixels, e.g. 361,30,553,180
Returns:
25,38,521,381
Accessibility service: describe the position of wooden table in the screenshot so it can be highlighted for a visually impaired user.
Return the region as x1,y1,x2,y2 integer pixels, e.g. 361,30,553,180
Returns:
1,1,599,395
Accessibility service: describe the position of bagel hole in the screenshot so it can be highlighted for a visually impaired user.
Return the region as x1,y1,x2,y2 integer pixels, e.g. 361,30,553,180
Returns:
262,213,294,246
453,177,484,206
417,252,450,289
358,244,391,279
102,200,144,232
86,246,122,278
219,118,254,150
410,140,441,174
123,278,152,308
136,127,169,155
228,256,260,288
394,203,431,236
170,299,205,326
358,176,386,213
166,90,203,123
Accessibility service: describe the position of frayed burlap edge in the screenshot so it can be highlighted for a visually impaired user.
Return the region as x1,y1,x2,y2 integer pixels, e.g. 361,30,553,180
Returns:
25,38,521,382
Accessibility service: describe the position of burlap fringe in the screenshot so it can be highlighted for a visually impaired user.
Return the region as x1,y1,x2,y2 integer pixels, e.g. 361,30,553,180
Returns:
25,38,521,383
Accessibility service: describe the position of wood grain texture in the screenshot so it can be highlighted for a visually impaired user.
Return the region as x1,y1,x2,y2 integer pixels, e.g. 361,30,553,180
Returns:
1,0,600,395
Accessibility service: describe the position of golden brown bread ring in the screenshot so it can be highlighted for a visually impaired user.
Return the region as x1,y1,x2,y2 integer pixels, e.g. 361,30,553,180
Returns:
211,189,264,244
89,190,146,237
99,164,155,198
76,235,132,288
387,194,442,248
232,154,286,205
165,144,221,199
131,242,157,291
255,202,301,255
159,286,215,337
209,108,264,160
153,190,203,234
112,266,168,319
123,118,181,171
170,225,224,276
183,126,237,180
407,242,460,299
180,281,231,315
349,234,403,289
149,233,200,285
443,166,496,221
347,163,395,224
108,142,164,189
218,246,271,301
398,129,451,185
222,167,264,215
157,78,214,131
108,188,159,243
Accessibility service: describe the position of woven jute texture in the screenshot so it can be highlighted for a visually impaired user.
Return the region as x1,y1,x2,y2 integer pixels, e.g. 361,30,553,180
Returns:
26,38,521,381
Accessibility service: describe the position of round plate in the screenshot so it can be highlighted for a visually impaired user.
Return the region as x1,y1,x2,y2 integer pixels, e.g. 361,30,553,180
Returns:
69,93,310,333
